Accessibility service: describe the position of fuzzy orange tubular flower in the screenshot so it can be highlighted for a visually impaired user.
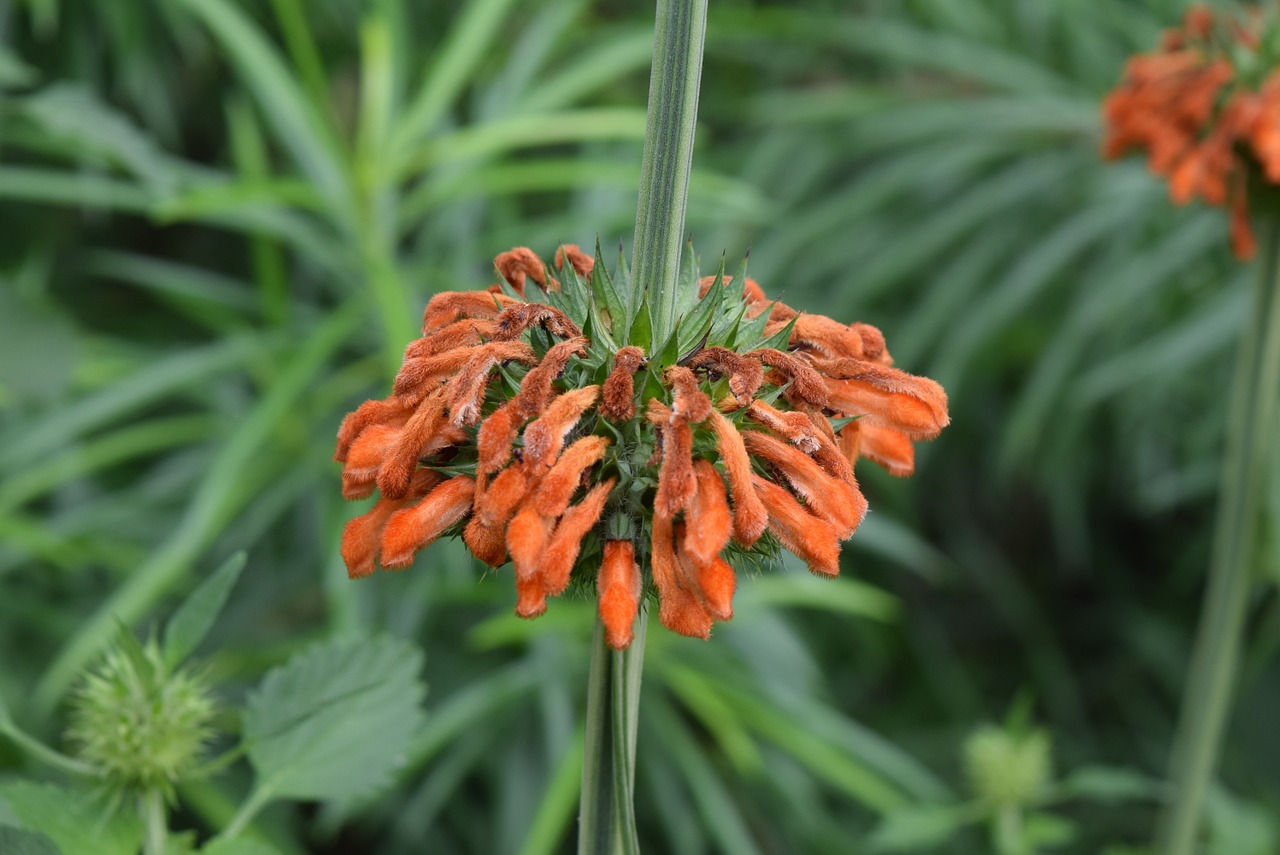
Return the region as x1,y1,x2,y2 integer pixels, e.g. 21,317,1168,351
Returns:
598,541,642,650
334,245,948,645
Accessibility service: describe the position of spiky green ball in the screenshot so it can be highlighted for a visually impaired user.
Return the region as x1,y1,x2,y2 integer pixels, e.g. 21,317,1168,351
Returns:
962,726,1052,809
66,634,216,794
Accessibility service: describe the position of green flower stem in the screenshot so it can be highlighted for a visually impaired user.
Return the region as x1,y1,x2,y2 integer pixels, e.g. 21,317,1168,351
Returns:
142,789,168,855
630,0,709,350
1155,207,1280,855
578,608,648,855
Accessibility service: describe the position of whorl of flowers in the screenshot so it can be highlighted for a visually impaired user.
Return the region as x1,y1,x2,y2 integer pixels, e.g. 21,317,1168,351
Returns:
335,243,949,648
1103,4,1280,259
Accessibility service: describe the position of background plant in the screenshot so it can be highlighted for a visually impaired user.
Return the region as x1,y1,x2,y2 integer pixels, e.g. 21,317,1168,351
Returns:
1,0,1278,852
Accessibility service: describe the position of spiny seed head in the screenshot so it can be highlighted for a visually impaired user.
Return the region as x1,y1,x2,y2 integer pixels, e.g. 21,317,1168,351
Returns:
962,725,1052,809
66,631,216,795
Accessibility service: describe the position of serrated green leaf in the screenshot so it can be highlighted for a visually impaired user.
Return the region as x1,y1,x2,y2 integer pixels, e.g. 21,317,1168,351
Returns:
746,309,795,352
675,240,701,318
585,296,618,353
629,293,653,350
163,551,246,669
733,302,772,350
0,827,60,855
243,636,426,802
0,782,144,855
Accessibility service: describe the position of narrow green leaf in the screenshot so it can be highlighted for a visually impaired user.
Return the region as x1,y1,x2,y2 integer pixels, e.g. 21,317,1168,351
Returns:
162,551,247,669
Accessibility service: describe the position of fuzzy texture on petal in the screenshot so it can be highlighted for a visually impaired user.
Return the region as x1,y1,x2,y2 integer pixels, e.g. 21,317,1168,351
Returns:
405,318,502,360
752,474,842,577
742,430,867,538
689,347,764,405
494,247,552,296
749,349,829,409
665,366,713,423
824,363,950,439
651,512,712,639
554,244,594,278
493,303,581,341
675,522,735,621
393,348,478,405
377,392,449,499
522,385,600,469
445,341,538,427
709,409,768,547
508,505,554,583
342,423,404,489
598,540,642,650
422,291,518,334
341,470,443,578
540,479,615,595
379,476,476,569
532,435,611,518
335,397,412,463
649,401,696,519
601,346,646,421
858,422,916,476
745,399,821,453
683,459,732,570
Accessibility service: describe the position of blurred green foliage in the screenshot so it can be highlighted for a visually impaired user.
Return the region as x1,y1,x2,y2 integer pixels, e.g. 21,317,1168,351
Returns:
0,0,1278,852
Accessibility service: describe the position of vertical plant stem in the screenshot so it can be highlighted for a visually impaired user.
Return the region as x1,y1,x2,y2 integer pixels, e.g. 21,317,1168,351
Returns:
630,0,709,349
578,608,648,855
1155,208,1280,855
142,789,168,855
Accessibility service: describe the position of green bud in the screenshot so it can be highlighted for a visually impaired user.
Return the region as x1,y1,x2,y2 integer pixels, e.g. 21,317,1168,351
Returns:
962,725,1052,809
65,627,216,795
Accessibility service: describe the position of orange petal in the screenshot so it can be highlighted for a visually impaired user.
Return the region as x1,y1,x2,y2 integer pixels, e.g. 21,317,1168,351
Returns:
335,397,412,462
675,523,735,622
507,505,553,584
523,385,601,469
742,430,867,538
340,471,442,578
598,540,642,650
404,318,502,359
748,349,829,409
377,392,450,499
824,362,949,439
601,346,646,421
688,347,764,405
654,416,696,519
651,512,712,639
495,247,553,297
752,475,841,577
492,302,581,340
445,340,538,426
858,423,915,477
665,366,713,423
540,479,615,596
709,409,767,547
422,291,518,334
379,476,476,569
554,244,594,278
532,435,611,518
683,459,732,570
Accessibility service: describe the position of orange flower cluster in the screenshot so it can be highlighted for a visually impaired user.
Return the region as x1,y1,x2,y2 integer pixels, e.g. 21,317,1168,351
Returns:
1103,4,1280,259
335,246,948,648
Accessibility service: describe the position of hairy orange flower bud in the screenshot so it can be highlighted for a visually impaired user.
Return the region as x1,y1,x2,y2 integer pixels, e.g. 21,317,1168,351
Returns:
495,247,553,296
598,540,642,650
824,363,950,439
709,410,768,547
422,291,518,334
752,475,841,577
445,340,538,426
675,522,735,621
405,318,502,360
532,435,611,517
335,397,412,463
745,399,821,453
683,460,732,570
508,505,552,583
742,430,867,538
342,423,404,495
377,392,449,499
601,346,647,421
465,465,534,565
749,349,829,409
540,478,615,595
665,366,713,423
380,476,476,569
651,513,712,639
493,303,581,341
689,346,764,404
652,410,696,519
340,470,443,578
523,385,600,468
554,244,594,278
393,348,477,405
